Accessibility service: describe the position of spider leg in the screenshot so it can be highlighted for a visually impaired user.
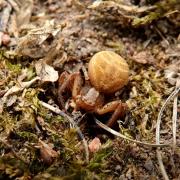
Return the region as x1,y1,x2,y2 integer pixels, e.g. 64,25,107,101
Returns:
58,72,82,108
58,71,71,108
96,100,127,127
72,72,83,100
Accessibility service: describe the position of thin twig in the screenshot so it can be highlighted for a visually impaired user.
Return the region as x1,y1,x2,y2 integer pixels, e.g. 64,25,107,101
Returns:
39,101,89,163
172,84,178,151
95,119,169,147
172,80,180,152
156,86,180,144
172,95,178,150
156,85,180,180
154,26,169,47
156,150,169,180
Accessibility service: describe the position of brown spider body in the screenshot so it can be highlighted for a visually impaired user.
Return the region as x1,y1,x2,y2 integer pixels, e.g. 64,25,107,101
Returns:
75,87,104,112
58,51,129,127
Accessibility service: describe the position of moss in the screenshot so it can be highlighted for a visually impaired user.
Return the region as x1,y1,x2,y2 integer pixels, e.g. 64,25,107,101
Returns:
0,156,30,179
5,61,22,74
133,0,179,26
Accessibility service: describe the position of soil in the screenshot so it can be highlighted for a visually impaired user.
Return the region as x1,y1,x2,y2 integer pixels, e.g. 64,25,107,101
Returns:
0,0,179,179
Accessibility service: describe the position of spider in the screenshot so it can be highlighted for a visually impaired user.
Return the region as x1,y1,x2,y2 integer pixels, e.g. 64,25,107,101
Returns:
58,51,129,127
58,71,127,127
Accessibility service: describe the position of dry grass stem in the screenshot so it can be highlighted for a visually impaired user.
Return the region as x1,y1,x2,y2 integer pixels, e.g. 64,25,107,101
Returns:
39,100,89,163
172,83,179,151
156,83,180,180
95,119,169,147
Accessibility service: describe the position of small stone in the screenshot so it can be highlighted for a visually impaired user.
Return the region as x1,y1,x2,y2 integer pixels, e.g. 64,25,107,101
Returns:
144,159,154,171
132,51,154,64
2,33,11,46
115,165,122,172
88,137,101,153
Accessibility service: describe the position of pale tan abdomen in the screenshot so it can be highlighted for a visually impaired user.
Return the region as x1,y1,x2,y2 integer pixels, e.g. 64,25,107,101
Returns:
88,51,129,94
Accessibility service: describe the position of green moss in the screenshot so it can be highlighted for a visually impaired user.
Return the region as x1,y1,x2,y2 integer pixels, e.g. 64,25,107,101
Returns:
5,61,22,74
16,131,38,142
133,0,179,26
132,12,161,26
0,156,30,179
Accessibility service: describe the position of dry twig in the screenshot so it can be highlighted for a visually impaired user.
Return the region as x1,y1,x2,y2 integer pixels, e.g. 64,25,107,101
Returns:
156,84,180,180
95,119,169,147
39,100,89,163
172,80,180,151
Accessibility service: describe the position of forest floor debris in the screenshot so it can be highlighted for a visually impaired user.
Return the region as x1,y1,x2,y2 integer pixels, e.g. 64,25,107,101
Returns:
0,0,179,179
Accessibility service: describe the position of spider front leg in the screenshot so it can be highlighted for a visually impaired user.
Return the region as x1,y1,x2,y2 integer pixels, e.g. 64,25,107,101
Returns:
58,71,83,108
96,100,127,127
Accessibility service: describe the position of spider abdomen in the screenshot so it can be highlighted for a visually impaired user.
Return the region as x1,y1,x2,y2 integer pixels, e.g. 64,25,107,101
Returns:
88,51,129,94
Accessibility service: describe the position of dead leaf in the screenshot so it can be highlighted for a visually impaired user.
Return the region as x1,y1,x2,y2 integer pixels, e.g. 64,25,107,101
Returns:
37,139,58,165
164,62,180,85
8,12,19,38
1,33,10,46
15,21,62,58
6,95,17,107
35,61,58,82
0,31,3,46
132,51,155,64
15,0,34,28
0,76,40,113
88,137,101,153
36,116,46,131
0,1,12,32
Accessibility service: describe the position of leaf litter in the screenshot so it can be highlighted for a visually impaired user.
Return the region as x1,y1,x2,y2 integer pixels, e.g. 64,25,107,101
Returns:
0,0,180,179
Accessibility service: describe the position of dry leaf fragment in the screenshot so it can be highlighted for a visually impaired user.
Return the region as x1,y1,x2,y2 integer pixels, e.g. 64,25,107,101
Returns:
0,1,12,32
15,21,62,58
6,95,17,107
0,31,3,46
35,61,58,82
0,32,11,46
15,0,33,28
164,62,180,85
1,33,10,45
89,0,156,27
132,51,155,64
88,137,101,153
0,76,40,113
37,139,58,165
